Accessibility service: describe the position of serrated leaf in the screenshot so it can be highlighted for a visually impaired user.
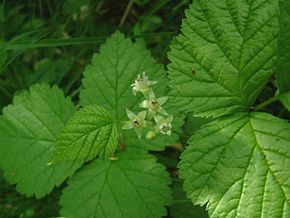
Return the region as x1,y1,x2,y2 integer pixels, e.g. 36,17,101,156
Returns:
278,91,290,112
80,31,183,151
179,112,290,217
60,149,171,218
0,84,81,198
277,0,290,90
53,105,118,162
79,31,166,125
277,0,290,110
168,0,279,117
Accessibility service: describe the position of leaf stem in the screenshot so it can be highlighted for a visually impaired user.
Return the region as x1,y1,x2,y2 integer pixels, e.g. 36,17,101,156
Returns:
254,95,279,111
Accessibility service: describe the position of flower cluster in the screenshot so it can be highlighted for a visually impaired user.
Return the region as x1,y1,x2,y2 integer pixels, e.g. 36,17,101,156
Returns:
122,72,173,139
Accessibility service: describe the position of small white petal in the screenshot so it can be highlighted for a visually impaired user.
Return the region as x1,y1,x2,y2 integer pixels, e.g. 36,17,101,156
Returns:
135,127,143,139
148,80,157,85
138,111,147,120
122,121,134,129
126,108,136,120
142,89,150,99
157,96,168,105
139,100,149,108
160,130,166,135
144,120,152,127
132,87,137,95
154,115,163,123
149,89,156,99
158,107,168,115
147,109,155,120
167,114,173,122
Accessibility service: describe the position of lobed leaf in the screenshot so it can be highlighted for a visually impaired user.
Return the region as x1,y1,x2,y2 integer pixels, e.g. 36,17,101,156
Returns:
0,84,81,198
168,0,280,117
80,31,183,150
60,149,172,218
53,105,118,162
278,91,290,112
277,0,290,111
179,112,290,217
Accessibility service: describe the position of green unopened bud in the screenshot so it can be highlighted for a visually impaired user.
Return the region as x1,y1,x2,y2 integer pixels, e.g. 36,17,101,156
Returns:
146,130,156,140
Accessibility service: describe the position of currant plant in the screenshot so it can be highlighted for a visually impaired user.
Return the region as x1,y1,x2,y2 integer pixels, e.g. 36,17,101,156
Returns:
0,32,183,218
122,72,173,139
0,0,289,218
0,84,81,198
169,0,290,217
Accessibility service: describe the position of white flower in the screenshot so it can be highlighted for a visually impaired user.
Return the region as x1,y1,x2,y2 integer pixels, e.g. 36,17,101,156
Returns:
122,109,150,138
154,115,173,135
139,90,168,119
131,72,157,97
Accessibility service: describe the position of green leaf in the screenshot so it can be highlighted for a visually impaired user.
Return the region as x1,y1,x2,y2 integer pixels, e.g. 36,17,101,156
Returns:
53,105,118,162
0,84,81,198
277,0,290,91
79,31,165,125
60,149,171,218
179,112,290,217
80,31,183,150
278,91,290,112
277,0,290,110
168,0,279,117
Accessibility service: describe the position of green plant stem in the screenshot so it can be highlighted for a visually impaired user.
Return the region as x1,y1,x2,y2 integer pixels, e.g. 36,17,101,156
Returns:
119,0,134,26
254,95,279,111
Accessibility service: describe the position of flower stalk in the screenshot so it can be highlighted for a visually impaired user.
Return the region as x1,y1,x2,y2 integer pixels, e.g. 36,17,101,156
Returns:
123,72,173,139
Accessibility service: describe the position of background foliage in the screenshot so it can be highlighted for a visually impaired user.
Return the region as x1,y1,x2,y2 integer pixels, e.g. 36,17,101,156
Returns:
0,0,289,217
0,1,196,217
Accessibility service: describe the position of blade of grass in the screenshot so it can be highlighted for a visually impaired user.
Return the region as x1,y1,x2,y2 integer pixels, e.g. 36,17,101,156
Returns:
2,31,178,51
119,0,134,26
